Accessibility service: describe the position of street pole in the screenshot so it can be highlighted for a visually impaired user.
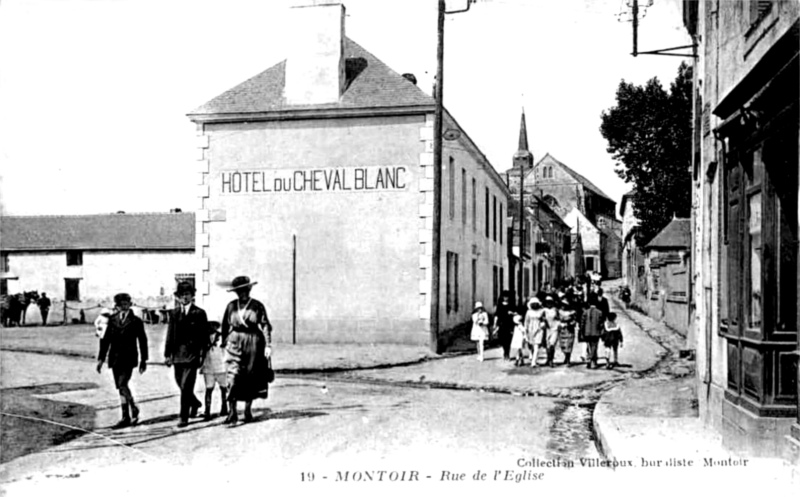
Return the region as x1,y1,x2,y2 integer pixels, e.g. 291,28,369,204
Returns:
292,233,297,345
430,0,445,353
518,168,524,307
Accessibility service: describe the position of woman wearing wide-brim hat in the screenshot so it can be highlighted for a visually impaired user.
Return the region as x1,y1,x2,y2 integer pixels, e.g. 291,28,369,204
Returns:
220,275,273,425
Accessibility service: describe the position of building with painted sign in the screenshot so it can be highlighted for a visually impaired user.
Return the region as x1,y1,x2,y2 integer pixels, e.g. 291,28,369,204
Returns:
187,3,509,347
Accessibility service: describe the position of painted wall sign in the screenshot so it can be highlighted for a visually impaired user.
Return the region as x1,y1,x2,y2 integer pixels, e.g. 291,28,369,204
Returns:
219,166,408,194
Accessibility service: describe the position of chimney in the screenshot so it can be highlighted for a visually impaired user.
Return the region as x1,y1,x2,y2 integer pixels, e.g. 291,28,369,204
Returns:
284,2,346,105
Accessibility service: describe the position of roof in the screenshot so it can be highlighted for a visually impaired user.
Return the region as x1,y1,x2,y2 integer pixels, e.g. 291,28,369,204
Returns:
0,213,195,252
533,153,612,202
189,38,435,118
645,218,691,249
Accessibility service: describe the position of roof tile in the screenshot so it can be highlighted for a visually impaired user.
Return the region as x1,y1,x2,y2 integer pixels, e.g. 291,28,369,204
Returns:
0,213,195,251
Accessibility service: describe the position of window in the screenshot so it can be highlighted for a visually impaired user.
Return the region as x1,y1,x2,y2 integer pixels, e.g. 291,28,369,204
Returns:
499,266,504,295
719,115,798,411
472,178,477,232
471,259,477,308
461,169,467,227
0,279,7,296
586,256,595,272
66,250,83,266
749,0,773,26
65,278,81,301
0,252,8,273
500,203,504,245
175,273,196,292
446,252,459,313
493,195,497,242
523,268,530,299
449,157,455,221
485,187,490,238
492,265,498,305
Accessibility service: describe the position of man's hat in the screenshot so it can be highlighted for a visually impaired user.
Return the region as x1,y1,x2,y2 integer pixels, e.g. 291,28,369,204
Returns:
175,280,196,296
227,275,258,292
113,293,132,305
474,301,484,310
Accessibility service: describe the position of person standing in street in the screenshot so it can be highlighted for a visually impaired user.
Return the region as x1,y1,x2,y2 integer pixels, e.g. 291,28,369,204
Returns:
557,297,578,366
493,291,515,361
221,276,272,425
97,293,148,428
164,280,208,428
581,295,604,369
37,293,51,326
470,302,489,362
200,320,229,420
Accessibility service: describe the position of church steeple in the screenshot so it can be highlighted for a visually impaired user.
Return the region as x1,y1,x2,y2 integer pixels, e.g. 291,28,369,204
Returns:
518,108,530,152
513,108,533,167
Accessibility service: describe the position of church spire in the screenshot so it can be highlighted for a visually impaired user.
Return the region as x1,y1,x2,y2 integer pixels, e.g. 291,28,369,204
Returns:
513,107,533,165
518,108,529,153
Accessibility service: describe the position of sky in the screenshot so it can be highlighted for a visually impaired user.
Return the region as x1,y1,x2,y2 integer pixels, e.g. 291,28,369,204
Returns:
0,0,691,217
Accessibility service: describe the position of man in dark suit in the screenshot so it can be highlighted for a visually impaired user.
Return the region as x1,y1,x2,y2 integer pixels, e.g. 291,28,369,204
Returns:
97,293,148,429
164,281,209,427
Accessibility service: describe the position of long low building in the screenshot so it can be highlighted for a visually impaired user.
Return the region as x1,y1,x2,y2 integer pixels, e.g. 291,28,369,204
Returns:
187,3,509,348
0,212,196,318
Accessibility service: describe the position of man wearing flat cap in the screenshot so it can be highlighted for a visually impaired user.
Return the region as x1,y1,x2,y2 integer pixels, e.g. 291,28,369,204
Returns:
97,293,148,429
164,280,209,427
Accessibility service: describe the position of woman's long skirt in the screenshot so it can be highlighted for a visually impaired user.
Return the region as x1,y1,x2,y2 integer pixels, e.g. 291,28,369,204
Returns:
558,323,576,354
225,330,269,401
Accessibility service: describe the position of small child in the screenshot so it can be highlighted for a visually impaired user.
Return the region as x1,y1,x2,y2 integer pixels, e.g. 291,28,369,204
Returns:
94,308,113,339
200,321,229,420
602,312,623,369
510,313,527,367
470,302,489,361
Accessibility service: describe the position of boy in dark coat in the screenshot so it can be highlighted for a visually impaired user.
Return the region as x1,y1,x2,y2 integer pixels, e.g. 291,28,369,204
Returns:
581,295,604,369
164,281,209,427
97,293,148,428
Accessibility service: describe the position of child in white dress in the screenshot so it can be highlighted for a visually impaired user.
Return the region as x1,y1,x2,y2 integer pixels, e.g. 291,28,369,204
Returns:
470,302,490,362
201,321,229,420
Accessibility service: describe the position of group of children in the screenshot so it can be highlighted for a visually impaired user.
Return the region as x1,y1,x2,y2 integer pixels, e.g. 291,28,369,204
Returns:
470,288,624,369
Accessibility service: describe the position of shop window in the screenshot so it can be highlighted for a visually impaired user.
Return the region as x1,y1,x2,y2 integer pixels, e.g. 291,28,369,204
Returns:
720,114,798,413
0,252,8,273
0,279,7,296
66,250,83,266
65,278,81,301
446,252,459,314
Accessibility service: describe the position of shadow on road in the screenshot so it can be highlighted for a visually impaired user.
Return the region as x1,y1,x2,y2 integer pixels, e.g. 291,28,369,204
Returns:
0,382,99,464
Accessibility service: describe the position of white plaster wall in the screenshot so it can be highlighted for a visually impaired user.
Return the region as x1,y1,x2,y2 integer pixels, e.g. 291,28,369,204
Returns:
439,140,508,329
5,250,195,305
199,116,425,344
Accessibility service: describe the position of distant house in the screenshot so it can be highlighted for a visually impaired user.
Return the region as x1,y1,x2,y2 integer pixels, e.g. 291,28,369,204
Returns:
642,217,691,335
0,212,196,321
620,190,645,297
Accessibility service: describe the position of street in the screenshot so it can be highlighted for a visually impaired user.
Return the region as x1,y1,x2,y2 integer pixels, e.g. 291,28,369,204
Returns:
0,348,601,495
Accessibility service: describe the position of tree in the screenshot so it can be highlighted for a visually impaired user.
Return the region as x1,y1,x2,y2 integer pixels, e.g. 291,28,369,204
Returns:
600,62,693,245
